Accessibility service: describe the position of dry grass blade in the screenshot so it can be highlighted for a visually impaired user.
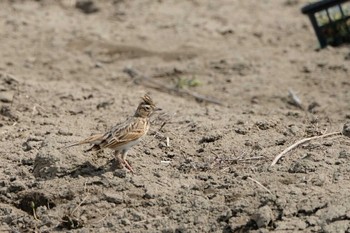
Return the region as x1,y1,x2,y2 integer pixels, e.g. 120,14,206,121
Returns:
71,195,89,216
138,216,169,223
166,137,170,147
31,201,39,221
247,177,272,195
271,131,342,166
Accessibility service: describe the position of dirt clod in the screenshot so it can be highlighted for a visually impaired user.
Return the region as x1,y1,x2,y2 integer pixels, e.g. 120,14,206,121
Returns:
251,205,274,228
339,150,350,159
288,160,316,173
33,150,60,179
75,0,99,14
342,122,350,137
17,191,56,215
104,192,123,204
199,134,222,144
60,215,84,229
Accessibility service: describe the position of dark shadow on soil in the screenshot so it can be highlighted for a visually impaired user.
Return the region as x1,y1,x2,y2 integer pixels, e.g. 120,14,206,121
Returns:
63,159,122,178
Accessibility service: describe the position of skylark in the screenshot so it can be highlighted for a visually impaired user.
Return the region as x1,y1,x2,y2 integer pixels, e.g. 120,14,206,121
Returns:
64,94,160,173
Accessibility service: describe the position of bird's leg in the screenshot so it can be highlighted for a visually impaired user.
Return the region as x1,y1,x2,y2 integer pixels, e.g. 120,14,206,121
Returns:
113,150,124,169
121,150,134,173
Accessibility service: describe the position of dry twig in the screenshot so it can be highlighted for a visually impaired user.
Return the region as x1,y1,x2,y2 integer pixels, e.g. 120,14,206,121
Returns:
271,131,342,166
210,150,265,169
123,67,223,105
247,177,272,195
71,195,89,216
159,122,167,131
31,202,39,221
138,216,169,223
93,214,109,224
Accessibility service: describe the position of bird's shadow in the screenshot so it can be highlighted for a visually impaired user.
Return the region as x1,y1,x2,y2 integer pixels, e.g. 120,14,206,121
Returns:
64,159,121,178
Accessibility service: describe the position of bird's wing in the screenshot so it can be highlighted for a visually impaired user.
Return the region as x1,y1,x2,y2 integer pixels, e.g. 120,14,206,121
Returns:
101,119,148,149
63,117,148,150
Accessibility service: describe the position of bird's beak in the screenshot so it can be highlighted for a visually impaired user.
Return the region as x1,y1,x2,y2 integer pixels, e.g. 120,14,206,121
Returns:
155,107,162,111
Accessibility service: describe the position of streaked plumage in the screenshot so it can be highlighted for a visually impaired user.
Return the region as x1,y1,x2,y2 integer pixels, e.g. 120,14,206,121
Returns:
64,95,159,173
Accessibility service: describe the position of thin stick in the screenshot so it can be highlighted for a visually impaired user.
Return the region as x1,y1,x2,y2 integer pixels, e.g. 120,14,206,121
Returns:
31,202,39,221
159,122,166,131
138,216,169,223
123,67,223,105
239,156,265,161
94,214,109,224
271,131,342,166
71,196,89,216
247,177,272,195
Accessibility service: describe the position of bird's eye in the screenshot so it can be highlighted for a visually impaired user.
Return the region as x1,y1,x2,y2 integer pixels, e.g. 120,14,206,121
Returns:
144,105,151,110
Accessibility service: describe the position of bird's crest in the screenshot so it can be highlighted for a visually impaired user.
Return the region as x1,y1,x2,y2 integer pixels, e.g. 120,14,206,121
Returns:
141,94,155,107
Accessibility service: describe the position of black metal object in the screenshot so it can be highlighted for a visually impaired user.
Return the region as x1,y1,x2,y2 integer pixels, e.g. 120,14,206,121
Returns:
302,0,350,48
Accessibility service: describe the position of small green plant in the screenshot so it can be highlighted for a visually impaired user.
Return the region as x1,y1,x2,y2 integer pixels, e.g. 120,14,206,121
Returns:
175,76,201,89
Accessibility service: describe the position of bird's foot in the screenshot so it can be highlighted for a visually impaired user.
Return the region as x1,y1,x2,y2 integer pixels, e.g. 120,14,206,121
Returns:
123,159,134,174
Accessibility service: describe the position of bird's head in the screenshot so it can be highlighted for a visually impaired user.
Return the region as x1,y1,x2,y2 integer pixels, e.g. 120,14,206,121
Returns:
134,95,161,118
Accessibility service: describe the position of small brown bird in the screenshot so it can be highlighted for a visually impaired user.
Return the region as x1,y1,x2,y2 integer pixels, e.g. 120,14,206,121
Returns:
64,95,160,173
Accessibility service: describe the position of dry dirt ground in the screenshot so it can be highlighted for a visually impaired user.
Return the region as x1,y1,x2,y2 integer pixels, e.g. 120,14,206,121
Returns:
0,0,350,232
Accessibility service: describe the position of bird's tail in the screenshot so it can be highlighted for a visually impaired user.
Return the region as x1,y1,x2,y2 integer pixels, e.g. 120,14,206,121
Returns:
58,141,84,150
59,134,104,150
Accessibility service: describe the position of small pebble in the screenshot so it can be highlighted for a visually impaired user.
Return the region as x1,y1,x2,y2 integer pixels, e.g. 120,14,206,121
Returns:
58,129,73,136
113,169,127,178
342,122,350,137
